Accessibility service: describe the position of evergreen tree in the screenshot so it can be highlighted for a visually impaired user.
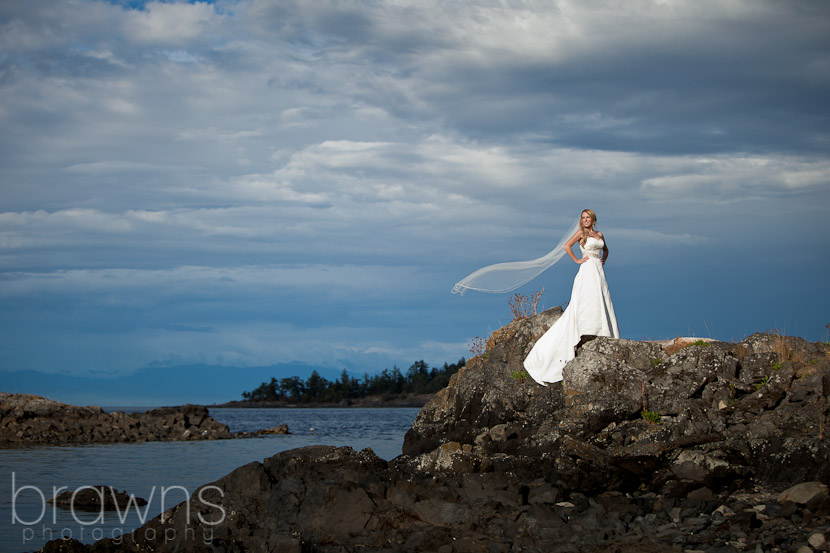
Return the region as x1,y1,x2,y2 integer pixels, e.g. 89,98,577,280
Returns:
240,357,466,403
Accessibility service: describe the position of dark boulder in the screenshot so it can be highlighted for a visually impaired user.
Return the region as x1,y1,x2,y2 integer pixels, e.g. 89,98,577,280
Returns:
48,485,147,512
255,423,290,434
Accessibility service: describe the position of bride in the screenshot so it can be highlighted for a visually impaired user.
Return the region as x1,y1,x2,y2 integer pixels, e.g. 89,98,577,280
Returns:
452,209,619,385
523,209,619,384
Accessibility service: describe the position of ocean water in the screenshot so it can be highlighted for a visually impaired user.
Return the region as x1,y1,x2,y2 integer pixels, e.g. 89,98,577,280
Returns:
0,407,420,553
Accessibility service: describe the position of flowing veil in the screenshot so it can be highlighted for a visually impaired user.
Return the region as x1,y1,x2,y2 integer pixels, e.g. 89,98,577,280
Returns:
451,217,581,295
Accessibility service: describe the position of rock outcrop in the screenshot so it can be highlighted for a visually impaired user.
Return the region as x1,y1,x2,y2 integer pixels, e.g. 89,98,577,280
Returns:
48,486,148,512
405,311,830,492
36,309,830,552
0,394,233,445
255,423,291,435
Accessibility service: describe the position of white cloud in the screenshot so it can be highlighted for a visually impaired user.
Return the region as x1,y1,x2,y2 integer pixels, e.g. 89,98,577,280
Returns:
640,156,830,199
104,97,140,114
0,264,422,299
176,127,264,142
611,228,711,246
0,208,133,236
2,141,825,268
125,1,219,44
165,50,201,64
65,160,166,173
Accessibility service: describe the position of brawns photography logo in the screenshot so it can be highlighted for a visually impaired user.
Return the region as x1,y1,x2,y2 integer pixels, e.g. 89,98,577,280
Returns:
10,472,226,546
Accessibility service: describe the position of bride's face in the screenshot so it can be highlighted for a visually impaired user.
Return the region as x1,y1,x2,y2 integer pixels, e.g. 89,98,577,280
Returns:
581,211,594,229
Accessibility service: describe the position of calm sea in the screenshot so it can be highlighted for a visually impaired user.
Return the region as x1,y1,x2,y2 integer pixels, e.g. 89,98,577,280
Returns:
0,407,421,553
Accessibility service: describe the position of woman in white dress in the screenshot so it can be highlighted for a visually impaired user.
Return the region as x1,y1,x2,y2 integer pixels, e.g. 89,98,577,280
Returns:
523,209,619,385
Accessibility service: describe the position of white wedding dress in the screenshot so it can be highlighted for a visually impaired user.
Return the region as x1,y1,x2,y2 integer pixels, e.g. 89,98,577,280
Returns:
523,236,619,385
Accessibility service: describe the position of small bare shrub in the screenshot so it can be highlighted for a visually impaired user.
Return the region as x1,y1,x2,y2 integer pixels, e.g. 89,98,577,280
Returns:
770,330,793,363
733,343,750,361
469,336,485,357
508,288,545,320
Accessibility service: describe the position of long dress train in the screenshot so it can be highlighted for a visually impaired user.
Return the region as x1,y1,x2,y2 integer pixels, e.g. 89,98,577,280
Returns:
523,236,619,385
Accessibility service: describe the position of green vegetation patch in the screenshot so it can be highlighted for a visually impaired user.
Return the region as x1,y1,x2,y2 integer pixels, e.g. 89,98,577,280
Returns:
755,375,770,390
641,410,662,425
510,369,531,383
689,340,711,348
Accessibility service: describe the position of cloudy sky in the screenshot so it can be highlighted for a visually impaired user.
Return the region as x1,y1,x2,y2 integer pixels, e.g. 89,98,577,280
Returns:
1,0,828,388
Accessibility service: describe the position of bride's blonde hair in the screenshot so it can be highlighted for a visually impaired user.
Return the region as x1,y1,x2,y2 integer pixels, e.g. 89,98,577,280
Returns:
579,209,597,246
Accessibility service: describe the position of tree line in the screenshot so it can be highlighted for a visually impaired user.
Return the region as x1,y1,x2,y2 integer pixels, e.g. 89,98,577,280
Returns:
240,358,466,403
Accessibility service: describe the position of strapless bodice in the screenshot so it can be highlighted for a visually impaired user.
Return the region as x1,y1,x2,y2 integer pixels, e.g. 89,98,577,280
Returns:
580,236,604,259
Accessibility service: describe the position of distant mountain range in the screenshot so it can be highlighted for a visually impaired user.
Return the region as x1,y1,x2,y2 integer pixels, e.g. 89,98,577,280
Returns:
0,363,347,407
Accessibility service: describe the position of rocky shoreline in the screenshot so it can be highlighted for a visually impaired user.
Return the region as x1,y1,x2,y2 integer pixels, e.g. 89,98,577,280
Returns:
32,308,830,552
0,394,234,446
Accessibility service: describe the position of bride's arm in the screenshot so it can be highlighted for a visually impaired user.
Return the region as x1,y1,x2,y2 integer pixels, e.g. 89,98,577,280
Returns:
564,231,587,264
599,232,609,265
